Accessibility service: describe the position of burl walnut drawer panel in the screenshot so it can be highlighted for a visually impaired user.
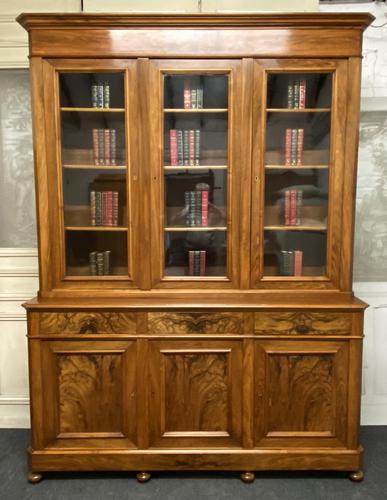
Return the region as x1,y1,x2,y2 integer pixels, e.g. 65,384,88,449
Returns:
39,312,137,335
254,312,352,336
147,312,245,334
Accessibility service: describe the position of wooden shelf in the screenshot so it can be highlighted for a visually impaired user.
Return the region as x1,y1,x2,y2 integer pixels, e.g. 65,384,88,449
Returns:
164,108,228,113
265,165,329,170
60,107,125,112
63,164,126,170
165,226,227,232
65,226,127,231
164,165,227,170
266,108,331,113
264,225,327,231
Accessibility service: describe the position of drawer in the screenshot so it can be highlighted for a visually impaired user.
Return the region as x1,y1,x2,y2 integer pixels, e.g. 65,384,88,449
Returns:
147,312,245,334
254,311,352,336
39,312,137,335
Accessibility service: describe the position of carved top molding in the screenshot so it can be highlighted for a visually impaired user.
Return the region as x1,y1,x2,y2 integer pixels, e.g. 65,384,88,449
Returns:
17,12,374,31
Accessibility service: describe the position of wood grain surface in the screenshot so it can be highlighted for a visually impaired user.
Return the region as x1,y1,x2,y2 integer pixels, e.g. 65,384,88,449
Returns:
148,312,244,334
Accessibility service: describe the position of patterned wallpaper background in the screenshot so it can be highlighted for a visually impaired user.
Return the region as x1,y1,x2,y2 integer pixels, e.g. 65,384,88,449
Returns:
0,3,386,280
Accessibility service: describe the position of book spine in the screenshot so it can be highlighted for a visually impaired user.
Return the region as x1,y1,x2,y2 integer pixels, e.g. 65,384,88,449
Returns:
290,189,297,226
299,79,306,109
104,129,111,165
177,129,184,165
113,191,119,226
96,191,102,226
287,82,294,109
97,84,104,108
285,128,292,166
200,250,206,276
107,191,114,226
169,129,178,166
296,190,303,226
96,252,104,276
194,250,200,276
195,129,200,166
183,79,191,109
92,128,99,165
196,87,203,109
184,191,190,226
98,128,104,166
89,251,97,275
189,129,195,166
291,128,298,166
183,130,189,166
103,82,110,108
191,88,197,109
293,80,300,108
294,250,303,276
91,84,98,108
288,251,295,276
90,190,96,226
201,190,209,227
110,129,116,165
284,189,290,226
280,250,291,276
103,250,111,276
189,191,196,226
296,128,304,166
195,191,202,226
188,250,195,275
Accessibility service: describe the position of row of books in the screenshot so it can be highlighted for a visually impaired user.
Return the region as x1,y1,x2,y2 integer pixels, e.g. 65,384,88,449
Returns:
90,190,119,226
279,250,303,276
89,250,111,275
283,189,303,226
183,78,204,109
287,79,306,109
284,128,304,166
188,250,206,276
91,82,111,108
92,128,117,166
169,129,201,166
184,190,209,227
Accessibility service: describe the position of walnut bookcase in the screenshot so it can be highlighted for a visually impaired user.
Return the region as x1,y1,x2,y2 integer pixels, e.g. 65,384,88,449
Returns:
18,12,373,484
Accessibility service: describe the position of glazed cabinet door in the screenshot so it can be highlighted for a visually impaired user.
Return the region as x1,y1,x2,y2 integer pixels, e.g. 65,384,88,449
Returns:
148,339,243,448
147,60,245,288
254,339,350,448
251,59,348,289
38,59,144,292
30,339,138,449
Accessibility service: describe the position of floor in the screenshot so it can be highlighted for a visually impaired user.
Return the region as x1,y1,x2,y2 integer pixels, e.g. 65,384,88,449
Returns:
1,427,386,500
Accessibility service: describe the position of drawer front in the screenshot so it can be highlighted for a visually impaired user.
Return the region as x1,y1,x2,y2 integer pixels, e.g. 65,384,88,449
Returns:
39,312,137,335
147,312,245,334
254,312,352,336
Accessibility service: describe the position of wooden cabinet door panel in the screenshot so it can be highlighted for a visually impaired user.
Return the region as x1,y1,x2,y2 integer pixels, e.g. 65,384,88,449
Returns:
148,340,243,448
38,340,137,449
255,340,349,448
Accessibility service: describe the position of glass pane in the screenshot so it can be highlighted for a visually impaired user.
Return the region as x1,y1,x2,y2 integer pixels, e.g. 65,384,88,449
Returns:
163,73,229,278
263,72,332,277
59,72,128,277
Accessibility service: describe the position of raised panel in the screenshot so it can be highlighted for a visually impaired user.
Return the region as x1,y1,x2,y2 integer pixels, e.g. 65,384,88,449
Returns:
149,340,242,447
255,340,349,447
39,312,137,335
148,312,244,334
254,311,352,336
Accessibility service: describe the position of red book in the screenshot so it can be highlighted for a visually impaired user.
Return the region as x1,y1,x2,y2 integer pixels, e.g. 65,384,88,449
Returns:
296,128,304,166
201,190,209,227
169,129,178,166
106,191,113,226
285,128,292,166
188,250,195,275
199,250,206,276
183,79,191,109
92,128,99,165
299,79,306,109
284,190,290,225
294,250,303,276
104,129,110,165
110,129,116,165
113,191,119,226
290,190,297,226
189,129,195,166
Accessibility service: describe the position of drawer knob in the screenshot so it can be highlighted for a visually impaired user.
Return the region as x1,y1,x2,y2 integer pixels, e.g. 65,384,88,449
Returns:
295,324,310,334
79,317,98,334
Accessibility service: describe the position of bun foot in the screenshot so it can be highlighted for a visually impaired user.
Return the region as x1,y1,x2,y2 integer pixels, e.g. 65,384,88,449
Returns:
349,470,364,482
240,472,255,483
136,472,151,483
28,471,43,484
